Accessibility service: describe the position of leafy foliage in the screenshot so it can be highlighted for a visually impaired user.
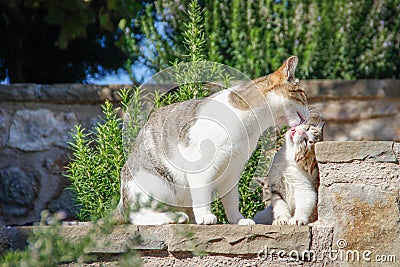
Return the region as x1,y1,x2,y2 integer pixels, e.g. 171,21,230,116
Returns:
126,0,400,79
65,90,131,221
0,211,142,266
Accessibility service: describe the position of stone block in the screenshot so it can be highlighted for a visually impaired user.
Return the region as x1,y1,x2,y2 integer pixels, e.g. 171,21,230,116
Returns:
315,141,397,163
0,167,41,218
318,184,400,264
8,109,77,151
394,142,400,162
303,79,400,98
58,225,168,253
0,226,31,255
309,99,400,121
166,224,310,255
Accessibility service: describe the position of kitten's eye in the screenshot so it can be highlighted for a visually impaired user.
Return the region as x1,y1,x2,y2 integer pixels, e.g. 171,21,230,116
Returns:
304,125,310,131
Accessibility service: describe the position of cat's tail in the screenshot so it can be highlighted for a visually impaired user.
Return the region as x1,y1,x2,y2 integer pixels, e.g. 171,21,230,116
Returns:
128,208,189,225
254,206,274,225
112,199,189,225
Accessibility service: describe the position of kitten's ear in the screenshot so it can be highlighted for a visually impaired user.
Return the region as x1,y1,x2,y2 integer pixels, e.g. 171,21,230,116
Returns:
318,121,326,139
277,56,298,81
254,177,265,186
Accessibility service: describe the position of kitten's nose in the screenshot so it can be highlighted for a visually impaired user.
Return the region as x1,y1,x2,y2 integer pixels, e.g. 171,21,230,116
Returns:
296,128,305,135
290,127,296,137
291,127,304,137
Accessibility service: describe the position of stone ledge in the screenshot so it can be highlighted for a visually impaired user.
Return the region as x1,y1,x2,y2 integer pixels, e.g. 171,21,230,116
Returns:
1,80,399,103
315,141,398,163
0,84,128,103
303,79,400,98
0,225,310,256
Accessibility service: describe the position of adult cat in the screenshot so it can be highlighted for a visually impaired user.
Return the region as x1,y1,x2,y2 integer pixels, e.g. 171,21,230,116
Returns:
254,122,324,225
116,56,310,225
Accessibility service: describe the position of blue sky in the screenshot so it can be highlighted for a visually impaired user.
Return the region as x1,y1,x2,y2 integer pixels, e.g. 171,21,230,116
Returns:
87,62,154,85
0,63,153,85
86,69,132,85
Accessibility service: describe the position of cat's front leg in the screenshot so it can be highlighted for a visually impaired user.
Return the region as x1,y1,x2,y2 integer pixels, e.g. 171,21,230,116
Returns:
289,188,316,225
187,176,218,225
219,183,255,225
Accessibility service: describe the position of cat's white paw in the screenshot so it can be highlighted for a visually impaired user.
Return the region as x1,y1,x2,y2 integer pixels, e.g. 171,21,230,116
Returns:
197,214,218,225
288,217,308,225
238,218,255,225
272,218,289,225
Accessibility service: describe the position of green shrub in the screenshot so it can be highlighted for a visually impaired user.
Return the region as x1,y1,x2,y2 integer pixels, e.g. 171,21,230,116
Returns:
65,91,131,221
124,0,400,80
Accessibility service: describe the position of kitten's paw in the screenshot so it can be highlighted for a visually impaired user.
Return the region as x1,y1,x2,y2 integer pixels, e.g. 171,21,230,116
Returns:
197,214,217,225
238,218,255,225
288,217,308,225
272,218,289,225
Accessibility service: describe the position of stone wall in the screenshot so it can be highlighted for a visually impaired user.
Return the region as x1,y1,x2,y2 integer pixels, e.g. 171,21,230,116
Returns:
306,80,400,141
1,141,399,266
0,84,123,225
0,80,399,226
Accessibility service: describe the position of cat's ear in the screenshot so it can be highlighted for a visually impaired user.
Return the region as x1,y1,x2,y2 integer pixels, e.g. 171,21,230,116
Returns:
277,56,298,81
269,56,298,86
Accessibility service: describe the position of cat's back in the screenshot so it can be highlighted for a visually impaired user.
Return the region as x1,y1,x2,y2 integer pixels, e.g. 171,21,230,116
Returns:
126,98,205,172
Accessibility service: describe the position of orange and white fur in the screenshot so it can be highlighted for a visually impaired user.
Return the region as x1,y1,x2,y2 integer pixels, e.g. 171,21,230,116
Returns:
116,56,310,225
254,123,324,225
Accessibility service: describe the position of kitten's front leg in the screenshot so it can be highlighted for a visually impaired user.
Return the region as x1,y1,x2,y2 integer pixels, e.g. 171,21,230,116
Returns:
289,188,316,225
219,183,255,225
271,195,291,225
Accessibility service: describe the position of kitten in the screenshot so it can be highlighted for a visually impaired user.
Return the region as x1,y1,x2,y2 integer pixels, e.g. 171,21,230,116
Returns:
254,122,324,225
115,56,310,225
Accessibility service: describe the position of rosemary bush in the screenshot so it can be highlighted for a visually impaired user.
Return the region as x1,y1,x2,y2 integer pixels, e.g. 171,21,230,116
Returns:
65,90,131,221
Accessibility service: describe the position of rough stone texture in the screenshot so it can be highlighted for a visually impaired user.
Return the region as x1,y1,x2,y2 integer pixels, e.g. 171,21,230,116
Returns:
8,109,77,151
304,80,400,142
0,84,126,103
315,141,397,163
316,142,399,189
0,167,41,218
302,79,400,98
166,224,310,255
316,141,400,267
